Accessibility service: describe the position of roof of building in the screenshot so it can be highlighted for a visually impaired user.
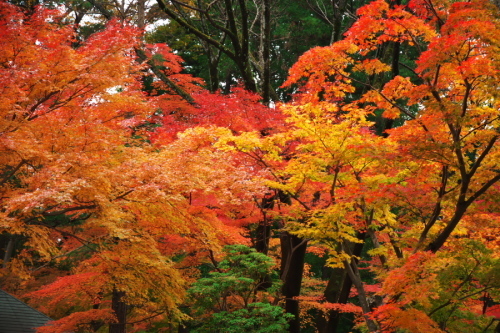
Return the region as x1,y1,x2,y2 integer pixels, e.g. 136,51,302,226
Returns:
0,289,52,333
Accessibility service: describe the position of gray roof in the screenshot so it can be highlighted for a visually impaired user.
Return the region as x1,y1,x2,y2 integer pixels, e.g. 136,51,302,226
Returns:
0,289,52,333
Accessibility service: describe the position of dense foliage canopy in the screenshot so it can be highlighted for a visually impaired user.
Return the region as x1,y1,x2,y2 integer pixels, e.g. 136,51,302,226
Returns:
1,0,500,332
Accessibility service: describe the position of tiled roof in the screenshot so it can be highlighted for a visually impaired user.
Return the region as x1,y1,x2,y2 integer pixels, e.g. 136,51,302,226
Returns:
0,289,51,333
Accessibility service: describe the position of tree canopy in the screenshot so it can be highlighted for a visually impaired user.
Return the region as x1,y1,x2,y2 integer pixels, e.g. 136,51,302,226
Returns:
1,0,500,332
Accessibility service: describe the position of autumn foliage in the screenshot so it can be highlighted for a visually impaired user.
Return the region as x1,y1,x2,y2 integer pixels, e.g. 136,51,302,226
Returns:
0,2,267,332
1,0,500,332
216,0,500,330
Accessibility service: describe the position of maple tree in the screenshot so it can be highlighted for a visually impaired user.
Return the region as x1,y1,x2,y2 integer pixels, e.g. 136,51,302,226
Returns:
212,0,500,331
0,3,268,332
3,0,500,331
0,3,183,331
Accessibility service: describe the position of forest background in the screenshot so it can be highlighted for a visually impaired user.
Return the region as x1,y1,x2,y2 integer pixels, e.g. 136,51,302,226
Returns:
1,0,500,332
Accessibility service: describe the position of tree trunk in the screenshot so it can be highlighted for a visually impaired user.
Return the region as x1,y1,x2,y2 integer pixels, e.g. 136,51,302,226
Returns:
255,221,270,255
317,233,366,332
109,288,128,333
2,235,15,268
317,267,349,333
137,0,146,30
262,0,271,104
255,194,275,254
207,52,220,92
280,232,308,333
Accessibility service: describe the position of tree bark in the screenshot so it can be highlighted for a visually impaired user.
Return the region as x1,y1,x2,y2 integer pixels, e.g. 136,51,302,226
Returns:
2,235,15,268
109,288,128,333
262,0,271,104
156,0,257,93
255,221,271,255
317,267,348,333
317,234,365,332
83,0,195,104
280,232,308,333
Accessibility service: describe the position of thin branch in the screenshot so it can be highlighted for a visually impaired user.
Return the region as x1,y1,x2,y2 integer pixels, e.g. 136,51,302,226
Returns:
208,249,223,273
468,135,498,179
114,189,135,200
415,164,448,251
465,173,500,206
0,160,26,187
43,205,97,216
86,0,114,19
156,0,237,62
127,311,166,325
429,286,493,317
32,243,92,272
134,47,195,104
